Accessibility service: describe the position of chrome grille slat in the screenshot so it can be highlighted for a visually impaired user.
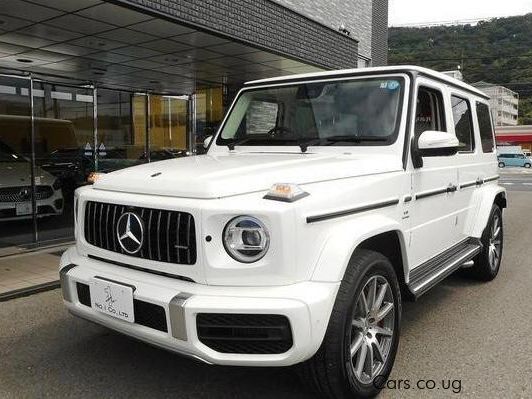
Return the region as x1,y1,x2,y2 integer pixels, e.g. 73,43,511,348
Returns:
83,201,197,266
156,210,162,262
166,212,172,261
176,213,181,264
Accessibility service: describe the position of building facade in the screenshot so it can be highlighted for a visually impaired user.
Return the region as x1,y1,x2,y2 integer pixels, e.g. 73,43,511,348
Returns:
496,125,532,154
0,0,388,251
473,82,519,126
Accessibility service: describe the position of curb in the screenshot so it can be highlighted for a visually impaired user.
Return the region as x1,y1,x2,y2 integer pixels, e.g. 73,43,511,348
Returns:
0,281,60,302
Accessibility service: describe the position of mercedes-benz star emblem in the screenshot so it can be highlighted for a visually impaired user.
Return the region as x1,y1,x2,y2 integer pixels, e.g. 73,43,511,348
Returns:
116,212,144,254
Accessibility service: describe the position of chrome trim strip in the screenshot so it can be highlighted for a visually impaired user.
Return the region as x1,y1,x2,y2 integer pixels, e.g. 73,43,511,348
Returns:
59,264,77,302
169,293,192,341
306,198,400,224
484,175,500,183
415,187,448,200
459,181,477,189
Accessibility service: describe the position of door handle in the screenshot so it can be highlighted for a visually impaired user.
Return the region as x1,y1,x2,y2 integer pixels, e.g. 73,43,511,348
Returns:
447,184,457,193
476,178,484,186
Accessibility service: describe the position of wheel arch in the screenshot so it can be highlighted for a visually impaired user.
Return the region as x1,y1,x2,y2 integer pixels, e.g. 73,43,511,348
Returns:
470,186,507,238
310,215,409,287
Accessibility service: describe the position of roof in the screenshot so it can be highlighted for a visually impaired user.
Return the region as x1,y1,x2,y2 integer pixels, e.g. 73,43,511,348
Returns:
245,65,489,99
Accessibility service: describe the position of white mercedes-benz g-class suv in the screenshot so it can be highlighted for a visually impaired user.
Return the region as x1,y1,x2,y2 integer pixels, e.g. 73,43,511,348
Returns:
60,66,506,398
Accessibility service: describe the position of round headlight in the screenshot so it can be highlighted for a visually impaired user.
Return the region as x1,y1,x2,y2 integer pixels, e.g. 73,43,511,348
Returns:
223,216,270,263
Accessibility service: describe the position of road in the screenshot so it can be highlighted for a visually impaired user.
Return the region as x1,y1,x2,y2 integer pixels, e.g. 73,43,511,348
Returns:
1,185,532,398
499,168,532,191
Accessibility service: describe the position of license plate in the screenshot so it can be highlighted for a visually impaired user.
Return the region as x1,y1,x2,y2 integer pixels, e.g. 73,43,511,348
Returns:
90,278,135,323
16,202,32,216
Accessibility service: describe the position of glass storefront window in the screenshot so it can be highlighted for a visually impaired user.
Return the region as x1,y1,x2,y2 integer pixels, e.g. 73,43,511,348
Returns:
32,82,94,244
195,87,224,153
0,76,34,248
0,74,232,251
149,95,189,161
96,89,146,173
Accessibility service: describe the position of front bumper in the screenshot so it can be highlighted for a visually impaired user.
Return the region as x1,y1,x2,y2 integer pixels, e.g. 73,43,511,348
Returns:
60,247,339,367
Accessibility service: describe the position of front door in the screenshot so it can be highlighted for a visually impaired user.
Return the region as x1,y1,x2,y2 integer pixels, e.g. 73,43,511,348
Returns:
409,80,460,269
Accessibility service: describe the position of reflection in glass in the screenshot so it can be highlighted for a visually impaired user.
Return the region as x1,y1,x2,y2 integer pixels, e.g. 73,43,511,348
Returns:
0,76,34,248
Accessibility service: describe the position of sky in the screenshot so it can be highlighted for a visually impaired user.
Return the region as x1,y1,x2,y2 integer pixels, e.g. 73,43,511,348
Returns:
389,0,532,26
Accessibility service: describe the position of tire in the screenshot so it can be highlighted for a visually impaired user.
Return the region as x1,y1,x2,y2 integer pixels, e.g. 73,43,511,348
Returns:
298,250,401,399
525,163,531,168
466,205,503,281
498,162,505,168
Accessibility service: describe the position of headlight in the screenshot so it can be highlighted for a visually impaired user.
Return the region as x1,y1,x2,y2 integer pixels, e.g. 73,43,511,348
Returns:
223,216,270,263
52,179,62,190
87,172,105,184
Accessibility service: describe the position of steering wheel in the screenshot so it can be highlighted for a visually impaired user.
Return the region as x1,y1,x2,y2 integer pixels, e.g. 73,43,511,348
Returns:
266,126,293,138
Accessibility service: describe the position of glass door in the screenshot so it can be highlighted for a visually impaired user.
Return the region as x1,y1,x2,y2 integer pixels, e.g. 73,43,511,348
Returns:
32,81,94,244
0,75,35,249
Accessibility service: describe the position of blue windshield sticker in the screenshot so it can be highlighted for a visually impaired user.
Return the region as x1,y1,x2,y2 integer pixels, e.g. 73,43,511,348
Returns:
381,80,400,91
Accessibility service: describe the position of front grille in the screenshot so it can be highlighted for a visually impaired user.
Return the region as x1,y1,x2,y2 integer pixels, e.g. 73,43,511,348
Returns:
197,313,293,354
0,185,54,202
84,201,196,265
76,282,168,333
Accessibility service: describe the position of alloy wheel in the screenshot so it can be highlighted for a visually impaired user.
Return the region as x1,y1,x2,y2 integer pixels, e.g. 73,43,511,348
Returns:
489,212,502,271
349,275,395,384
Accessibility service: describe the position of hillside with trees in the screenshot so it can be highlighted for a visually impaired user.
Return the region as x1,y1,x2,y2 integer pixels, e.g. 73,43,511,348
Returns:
388,13,532,124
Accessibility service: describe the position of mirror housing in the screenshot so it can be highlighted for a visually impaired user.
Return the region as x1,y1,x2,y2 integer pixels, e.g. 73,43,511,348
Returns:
417,131,459,157
203,135,213,149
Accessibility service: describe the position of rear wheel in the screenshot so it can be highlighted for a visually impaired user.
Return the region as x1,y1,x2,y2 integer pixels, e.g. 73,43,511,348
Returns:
498,162,505,168
466,205,503,281
525,163,531,168
298,250,401,399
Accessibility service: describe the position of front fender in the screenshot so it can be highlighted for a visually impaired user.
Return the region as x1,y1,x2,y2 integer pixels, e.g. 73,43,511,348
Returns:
469,185,507,238
310,214,408,283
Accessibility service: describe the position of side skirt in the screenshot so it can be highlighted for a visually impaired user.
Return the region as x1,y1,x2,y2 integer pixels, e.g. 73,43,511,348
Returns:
407,238,482,298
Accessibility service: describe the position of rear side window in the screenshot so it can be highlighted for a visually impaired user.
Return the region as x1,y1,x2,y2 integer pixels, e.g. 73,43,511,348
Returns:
451,96,474,152
476,103,495,153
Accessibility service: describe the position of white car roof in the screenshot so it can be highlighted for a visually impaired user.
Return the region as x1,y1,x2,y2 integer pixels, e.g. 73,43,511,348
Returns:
245,65,489,100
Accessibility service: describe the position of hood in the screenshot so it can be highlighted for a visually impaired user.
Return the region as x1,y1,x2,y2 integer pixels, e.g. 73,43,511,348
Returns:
94,152,401,199
0,162,55,187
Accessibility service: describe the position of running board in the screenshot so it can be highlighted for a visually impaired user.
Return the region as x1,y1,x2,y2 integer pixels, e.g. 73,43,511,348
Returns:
408,238,482,298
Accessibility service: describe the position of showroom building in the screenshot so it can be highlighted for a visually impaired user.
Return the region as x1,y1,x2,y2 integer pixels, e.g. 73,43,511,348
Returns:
0,0,388,251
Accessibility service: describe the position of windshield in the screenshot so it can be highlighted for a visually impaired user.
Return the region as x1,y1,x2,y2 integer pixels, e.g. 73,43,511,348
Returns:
217,76,405,148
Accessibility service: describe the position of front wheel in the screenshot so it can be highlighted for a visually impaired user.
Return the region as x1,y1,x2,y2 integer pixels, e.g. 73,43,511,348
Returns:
498,162,505,168
298,250,401,398
525,163,531,168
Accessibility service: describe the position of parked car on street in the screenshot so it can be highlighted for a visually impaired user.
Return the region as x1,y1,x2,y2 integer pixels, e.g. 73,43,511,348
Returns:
498,153,532,168
60,66,506,398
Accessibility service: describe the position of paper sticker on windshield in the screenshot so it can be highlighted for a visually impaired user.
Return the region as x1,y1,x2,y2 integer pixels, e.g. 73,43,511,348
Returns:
380,80,400,91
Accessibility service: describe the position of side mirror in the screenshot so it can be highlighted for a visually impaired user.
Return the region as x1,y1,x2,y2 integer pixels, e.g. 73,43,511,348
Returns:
203,135,213,149
417,131,459,157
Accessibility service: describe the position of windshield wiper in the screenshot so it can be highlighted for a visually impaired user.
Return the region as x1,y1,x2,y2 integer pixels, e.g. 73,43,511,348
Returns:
298,135,389,152
227,137,253,150
323,135,390,144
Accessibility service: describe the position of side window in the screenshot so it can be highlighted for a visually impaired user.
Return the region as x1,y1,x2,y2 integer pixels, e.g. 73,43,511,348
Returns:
415,87,446,138
451,96,474,152
476,102,495,153
245,100,279,136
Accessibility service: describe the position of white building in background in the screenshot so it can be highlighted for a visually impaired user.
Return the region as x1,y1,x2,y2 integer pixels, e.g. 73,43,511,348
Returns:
473,82,519,126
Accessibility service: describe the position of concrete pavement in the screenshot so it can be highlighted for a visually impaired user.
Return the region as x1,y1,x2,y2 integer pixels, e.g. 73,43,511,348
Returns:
1,191,531,398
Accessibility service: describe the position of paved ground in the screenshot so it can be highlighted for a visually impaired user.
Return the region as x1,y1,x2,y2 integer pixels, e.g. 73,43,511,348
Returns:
500,168,532,192
1,188,531,398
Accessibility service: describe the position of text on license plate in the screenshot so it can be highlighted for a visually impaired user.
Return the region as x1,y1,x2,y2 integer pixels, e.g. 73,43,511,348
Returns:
90,278,135,323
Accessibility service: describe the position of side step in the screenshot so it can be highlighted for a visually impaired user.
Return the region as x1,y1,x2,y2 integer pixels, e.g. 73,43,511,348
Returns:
408,238,482,298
